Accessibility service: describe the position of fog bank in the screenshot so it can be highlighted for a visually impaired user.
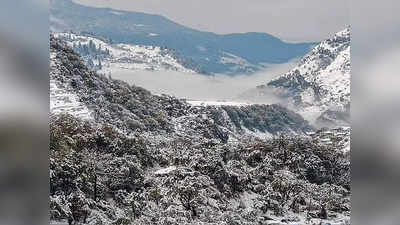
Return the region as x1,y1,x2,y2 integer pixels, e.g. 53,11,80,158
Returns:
108,62,295,103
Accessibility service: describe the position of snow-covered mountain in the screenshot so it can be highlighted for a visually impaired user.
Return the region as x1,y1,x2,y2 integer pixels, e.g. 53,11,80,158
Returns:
50,35,314,139
54,32,204,74
50,0,316,75
50,36,350,225
244,28,350,127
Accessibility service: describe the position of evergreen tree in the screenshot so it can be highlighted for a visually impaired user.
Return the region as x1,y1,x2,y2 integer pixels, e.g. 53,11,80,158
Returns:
89,40,95,53
98,59,102,70
87,58,94,68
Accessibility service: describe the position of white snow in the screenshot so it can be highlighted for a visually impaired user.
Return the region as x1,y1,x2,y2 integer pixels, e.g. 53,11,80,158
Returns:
308,126,351,153
268,28,351,124
187,100,250,107
219,51,264,72
220,52,250,66
154,166,177,175
109,11,125,16
239,191,258,210
50,221,68,225
241,126,273,139
54,32,196,74
50,80,92,120
50,52,93,120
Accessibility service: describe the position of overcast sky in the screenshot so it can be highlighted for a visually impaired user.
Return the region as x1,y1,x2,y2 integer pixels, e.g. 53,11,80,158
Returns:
74,0,349,42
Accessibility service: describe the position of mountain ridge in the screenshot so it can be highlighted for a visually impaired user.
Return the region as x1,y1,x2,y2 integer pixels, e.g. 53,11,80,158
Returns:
54,32,206,74
241,27,350,127
50,35,314,140
50,0,316,75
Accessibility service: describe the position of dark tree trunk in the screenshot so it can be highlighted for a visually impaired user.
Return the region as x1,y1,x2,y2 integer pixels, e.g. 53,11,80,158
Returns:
94,172,97,202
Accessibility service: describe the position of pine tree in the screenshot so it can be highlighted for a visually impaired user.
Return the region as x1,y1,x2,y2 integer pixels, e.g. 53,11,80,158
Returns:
89,40,95,53
82,45,89,55
98,59,102,70
87,58,94,68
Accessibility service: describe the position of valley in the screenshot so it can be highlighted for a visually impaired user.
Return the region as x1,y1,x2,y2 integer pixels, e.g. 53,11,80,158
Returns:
49,1,351,224
50,35,350,225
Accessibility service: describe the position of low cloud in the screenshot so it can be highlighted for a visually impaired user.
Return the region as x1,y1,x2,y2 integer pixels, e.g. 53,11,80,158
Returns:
108,62,296,103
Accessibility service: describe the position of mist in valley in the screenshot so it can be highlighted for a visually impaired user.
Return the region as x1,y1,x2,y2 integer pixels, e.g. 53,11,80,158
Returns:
107,61,296,104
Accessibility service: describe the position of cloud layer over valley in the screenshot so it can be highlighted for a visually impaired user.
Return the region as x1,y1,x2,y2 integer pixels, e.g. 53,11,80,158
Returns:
108,62,296,103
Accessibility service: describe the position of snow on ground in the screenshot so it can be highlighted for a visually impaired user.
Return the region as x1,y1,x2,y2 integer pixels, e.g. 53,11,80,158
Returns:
109,10,125,16
54,32,196,74
267,27,350,120
228,191,350,225
241,126,273,139
50,52,92,120
219,51,266,73
307,126,351,153
187,100,251,107
317,45,350,108
220,52,253,67
50,221,68,225
154,166,177,175
50,79,93,120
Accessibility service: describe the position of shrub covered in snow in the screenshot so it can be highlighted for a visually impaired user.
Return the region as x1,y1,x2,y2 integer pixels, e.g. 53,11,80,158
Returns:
50,36,350,225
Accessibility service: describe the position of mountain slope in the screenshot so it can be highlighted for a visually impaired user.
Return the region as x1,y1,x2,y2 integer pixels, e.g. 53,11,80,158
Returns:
50,0,316,75
50,35,313,139
50,35,350,225
245,28,350,127
54,32,204,74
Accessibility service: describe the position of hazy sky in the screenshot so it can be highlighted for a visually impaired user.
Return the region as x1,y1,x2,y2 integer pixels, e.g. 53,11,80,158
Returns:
74,0,349,42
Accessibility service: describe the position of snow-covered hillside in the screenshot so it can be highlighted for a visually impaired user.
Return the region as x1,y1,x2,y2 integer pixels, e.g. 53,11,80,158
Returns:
50,35,314,138
54,32,202,74
248,28,350,127
219,51,267,75
187,100,250,107
50,35,350,225
307,126,351,153
50,52,92,120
